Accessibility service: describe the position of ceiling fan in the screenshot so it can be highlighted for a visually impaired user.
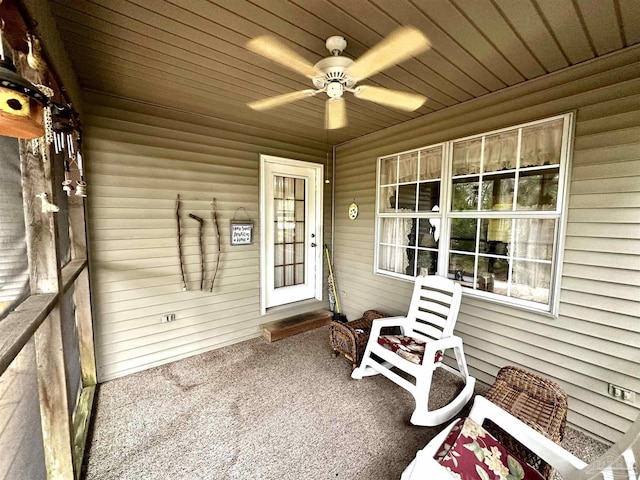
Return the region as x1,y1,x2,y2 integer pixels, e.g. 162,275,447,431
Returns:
246,27,431,129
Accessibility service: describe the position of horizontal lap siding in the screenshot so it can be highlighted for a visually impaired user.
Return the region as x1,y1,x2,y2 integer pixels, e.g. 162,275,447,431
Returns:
334,47,640,443
85,94,331,381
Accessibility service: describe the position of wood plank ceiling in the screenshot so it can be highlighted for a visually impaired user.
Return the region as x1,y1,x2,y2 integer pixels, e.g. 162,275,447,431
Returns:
50,0,640,145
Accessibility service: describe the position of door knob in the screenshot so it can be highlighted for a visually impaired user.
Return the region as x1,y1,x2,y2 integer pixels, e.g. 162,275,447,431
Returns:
311,243,317,247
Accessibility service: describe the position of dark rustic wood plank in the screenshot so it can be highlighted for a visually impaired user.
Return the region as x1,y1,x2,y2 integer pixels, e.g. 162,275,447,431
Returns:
261,309,332,342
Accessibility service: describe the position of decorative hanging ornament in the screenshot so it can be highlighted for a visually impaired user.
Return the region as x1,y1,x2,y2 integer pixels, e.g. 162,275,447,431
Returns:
348,202,358,220
0,22,49,138
26,32,46,73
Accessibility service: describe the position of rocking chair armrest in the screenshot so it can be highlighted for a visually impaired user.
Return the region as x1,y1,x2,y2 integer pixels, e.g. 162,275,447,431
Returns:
469,396,588,477
403,450,460,480
369,316,407,337
422,335,464,357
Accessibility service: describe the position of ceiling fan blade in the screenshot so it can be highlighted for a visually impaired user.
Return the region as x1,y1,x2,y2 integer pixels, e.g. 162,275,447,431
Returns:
354,86,426,111
247,36,322,79
325,97,347,130
346,26,431,82
248,89,317,111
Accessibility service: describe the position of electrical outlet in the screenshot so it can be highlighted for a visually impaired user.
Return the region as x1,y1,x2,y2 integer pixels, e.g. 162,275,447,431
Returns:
608,384,636,403
161,313,176,323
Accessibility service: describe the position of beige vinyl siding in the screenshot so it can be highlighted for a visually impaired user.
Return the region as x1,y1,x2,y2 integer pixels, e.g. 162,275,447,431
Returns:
84,92,331,381
334,46,640,443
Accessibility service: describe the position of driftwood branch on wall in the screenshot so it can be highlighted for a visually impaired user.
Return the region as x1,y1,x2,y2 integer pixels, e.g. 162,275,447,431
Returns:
209,197,221,293
175,194,187,291
188,213,205,291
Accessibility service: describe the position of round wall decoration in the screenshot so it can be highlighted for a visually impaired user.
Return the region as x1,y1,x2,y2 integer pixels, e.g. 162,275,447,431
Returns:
348,202,359,220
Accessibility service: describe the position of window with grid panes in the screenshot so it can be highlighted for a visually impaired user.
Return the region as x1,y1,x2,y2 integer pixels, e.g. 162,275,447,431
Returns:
375,113,573,313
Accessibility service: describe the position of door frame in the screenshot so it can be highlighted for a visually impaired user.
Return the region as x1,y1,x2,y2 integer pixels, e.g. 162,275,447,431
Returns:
259,154,324,314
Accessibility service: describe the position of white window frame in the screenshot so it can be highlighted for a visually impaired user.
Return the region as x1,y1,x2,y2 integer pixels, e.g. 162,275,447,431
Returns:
374,113,574,316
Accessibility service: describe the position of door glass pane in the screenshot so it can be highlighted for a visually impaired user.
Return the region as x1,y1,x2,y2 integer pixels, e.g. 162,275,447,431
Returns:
274,175,305,288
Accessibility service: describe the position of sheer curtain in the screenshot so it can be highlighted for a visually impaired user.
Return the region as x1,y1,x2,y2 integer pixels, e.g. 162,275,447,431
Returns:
379,157,418,273
511,219,554,304
521,120,563,166
379,216,413,273
483,132,517,171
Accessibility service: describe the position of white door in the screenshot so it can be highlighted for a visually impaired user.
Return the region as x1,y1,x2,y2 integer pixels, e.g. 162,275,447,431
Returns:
260,155,323,312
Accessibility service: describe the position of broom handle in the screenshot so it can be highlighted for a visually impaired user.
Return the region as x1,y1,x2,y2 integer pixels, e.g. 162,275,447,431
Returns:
324,245,341,314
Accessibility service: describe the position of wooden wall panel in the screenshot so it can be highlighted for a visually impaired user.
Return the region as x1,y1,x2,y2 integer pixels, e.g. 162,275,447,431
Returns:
84,93,332,381
334,46,640,443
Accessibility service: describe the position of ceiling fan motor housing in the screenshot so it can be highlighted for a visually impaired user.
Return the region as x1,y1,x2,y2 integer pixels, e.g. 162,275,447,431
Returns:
312,56,356,90
325,36,347,55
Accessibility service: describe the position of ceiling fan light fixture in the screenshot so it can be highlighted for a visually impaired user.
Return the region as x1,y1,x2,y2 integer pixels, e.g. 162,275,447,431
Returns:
326,81,344,98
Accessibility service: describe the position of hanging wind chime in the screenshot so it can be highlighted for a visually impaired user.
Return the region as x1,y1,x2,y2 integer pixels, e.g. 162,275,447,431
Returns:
51,103,87,197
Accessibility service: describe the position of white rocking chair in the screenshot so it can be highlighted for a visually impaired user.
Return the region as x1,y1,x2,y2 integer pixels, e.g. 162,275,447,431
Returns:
351,275,475,426
402,395,640,480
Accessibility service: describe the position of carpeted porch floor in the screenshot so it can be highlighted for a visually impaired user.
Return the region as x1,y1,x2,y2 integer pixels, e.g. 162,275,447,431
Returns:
83,326,608,479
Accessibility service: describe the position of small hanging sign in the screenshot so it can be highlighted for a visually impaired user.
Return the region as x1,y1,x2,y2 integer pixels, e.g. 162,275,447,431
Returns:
230,221,253,245
230,207,253,245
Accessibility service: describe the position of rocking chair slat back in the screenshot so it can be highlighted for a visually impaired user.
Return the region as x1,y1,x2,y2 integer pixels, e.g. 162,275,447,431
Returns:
410,324,443,342
414,298,450,319
408,276,461,339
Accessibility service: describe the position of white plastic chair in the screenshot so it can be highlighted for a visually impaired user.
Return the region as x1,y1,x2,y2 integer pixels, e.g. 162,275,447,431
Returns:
402,395,640,480
351,275,475,426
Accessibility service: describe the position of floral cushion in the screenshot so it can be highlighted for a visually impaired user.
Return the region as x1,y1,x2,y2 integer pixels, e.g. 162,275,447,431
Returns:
436,417,544,480
377,335,443,365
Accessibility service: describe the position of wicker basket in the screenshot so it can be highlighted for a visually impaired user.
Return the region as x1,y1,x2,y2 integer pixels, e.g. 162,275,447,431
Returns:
485,366,568,480
329,310,388,370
